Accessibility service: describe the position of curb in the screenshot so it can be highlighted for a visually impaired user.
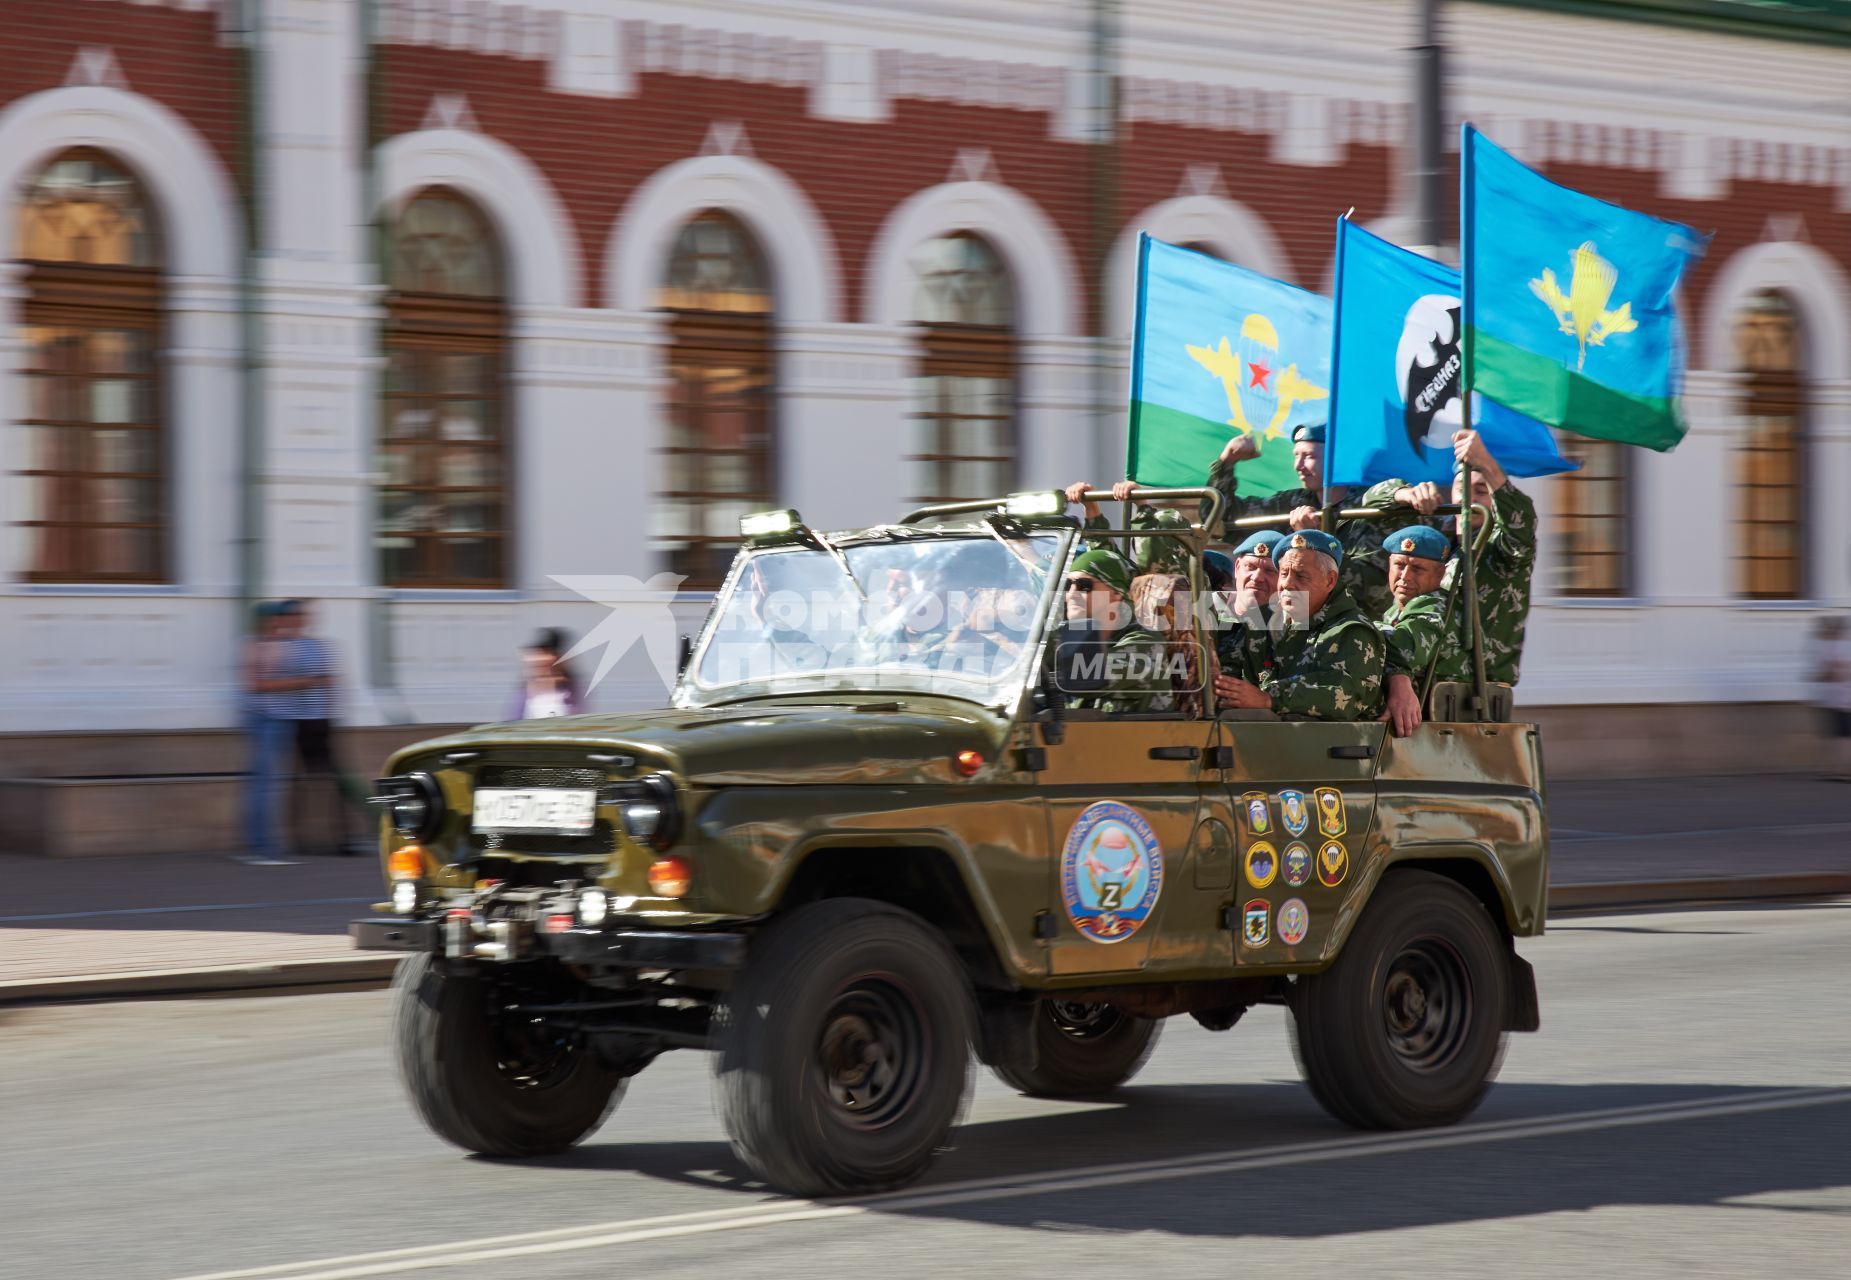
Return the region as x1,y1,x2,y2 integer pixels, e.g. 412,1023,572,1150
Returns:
6,877,1849,1008
0,955,401,1008
1547,873,1851,914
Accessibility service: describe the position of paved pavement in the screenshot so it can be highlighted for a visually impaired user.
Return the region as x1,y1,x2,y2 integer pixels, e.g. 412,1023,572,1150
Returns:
3,901,1848,1280
2,774,1845,997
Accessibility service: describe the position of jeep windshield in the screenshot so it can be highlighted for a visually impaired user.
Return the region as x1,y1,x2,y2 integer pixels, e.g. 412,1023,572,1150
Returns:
679,530,1068,708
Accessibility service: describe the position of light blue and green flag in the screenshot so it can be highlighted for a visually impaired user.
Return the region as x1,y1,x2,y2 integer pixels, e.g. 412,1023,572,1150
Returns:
1462,123,1709,451
1126,234,1331,495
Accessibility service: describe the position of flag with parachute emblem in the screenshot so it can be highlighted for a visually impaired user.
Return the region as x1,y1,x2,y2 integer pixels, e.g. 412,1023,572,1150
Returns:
1462,123,1709,451
1126,235,1331,495
1326,218,1579,489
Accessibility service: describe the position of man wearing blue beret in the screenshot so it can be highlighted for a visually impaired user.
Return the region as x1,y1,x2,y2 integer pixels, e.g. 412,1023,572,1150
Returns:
1361,429,1537,688
1211,528,1283,670
1214,528,1385,720
1204,421,1407,620
1377,525,1460,736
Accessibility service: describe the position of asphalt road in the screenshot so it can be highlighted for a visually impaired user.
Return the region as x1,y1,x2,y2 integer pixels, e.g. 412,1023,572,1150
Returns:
5,902,1849,1280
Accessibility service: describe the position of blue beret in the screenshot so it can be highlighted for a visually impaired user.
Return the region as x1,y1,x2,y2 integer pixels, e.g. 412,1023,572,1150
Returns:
1291,423,1327,444
1279,528,1344,566
1202,548,1234,586
1382,525,1452,563
1230,529,1285,562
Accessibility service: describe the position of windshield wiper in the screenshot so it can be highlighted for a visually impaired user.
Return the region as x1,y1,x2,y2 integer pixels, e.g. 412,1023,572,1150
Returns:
809,528,868,602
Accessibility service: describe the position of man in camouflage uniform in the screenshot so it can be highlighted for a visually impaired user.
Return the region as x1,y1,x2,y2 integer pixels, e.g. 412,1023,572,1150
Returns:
1064,480,1191,574
1053,548,1167,715
1376,524,1459,736
1214,529,1385,721
1211,528,1282,677
1361,430,1538,687
1204,423,1403,619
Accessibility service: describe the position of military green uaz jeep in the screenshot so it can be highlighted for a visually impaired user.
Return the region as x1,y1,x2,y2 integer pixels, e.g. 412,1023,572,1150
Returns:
356,488,1545,1197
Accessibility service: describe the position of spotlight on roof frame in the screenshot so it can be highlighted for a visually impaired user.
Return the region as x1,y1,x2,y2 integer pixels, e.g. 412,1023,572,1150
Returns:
1003,491,1064,518
740,509,803,539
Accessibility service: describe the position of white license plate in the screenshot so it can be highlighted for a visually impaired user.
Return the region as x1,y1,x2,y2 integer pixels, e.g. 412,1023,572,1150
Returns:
472,788,597,834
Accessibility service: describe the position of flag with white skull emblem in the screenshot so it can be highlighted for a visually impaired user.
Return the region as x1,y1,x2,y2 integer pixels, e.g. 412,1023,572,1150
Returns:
1325,218,1579,489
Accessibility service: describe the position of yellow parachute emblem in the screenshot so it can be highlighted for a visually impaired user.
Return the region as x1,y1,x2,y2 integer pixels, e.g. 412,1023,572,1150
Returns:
1186,313,1328,441
1529,242,1639,371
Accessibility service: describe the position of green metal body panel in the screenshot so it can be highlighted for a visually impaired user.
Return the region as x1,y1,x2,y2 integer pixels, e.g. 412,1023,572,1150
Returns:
378,509,1549,993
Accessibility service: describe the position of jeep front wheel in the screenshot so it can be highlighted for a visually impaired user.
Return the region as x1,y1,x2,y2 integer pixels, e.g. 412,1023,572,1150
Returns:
991,1000,1162,1098
715,899,972,1197
1290,870,1509,1130
392,953,625,1157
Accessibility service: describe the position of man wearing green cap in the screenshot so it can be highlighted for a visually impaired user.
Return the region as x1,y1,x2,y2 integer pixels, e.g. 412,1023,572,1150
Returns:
1214,528,1384,720
1377,524,1459,736
1204,424,1401,619
1054,547,1167,715
1361,429,1537,687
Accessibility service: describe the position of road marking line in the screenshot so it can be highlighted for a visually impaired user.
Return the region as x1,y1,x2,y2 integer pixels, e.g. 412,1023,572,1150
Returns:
169,1086,1851,1280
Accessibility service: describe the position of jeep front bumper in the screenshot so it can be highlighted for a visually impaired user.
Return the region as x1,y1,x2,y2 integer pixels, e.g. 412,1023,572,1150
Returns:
350,916,746,970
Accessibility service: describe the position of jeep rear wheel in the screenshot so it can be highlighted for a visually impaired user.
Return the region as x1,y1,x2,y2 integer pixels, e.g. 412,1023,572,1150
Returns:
715,898,972,1197
392,953,624,1157
991,1000,1162,1098
1290,870,1509,1130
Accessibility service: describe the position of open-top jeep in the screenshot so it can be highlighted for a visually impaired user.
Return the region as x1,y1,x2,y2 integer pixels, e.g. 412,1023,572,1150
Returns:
356,488,1545,1197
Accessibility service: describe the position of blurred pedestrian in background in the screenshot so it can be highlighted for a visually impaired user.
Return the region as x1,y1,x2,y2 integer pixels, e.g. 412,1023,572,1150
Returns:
1807,616,1851,782
511,627,582,720
237,601,297,866
275,600,372,855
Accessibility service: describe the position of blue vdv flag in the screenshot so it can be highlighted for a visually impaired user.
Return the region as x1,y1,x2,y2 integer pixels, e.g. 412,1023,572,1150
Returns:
1127,235,1332,495
1463,122,1709,451
1326,218,1579,490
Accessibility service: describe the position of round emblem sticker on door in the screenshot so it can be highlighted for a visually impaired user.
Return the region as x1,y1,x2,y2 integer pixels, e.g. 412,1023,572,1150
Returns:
1060,802,1165,944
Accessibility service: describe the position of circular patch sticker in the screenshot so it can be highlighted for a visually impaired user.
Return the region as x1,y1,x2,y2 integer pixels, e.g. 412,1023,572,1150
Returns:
1244,840,1278,889
1060,802,1165,945
1277,898,1309,946
1318,840,1349,888
1282,842,1312,888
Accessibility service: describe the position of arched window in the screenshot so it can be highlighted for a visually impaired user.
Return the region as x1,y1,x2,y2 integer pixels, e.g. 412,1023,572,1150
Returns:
1734,291,1805,600
380,190,507,587
15,151,163,582
655,212,774,588
1551,436,1630,596
908,234,1016,504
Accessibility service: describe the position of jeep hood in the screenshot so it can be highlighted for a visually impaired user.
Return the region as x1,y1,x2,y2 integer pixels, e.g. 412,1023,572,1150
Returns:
392,697,1014,786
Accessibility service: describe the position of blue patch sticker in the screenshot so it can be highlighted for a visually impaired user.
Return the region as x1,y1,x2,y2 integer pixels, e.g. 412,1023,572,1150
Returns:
1061,802,1165,945
1279,790,1310,837
1282,842,1312,887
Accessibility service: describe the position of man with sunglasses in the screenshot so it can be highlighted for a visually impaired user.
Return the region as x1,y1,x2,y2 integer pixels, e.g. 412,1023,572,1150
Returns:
1053,548,1167,715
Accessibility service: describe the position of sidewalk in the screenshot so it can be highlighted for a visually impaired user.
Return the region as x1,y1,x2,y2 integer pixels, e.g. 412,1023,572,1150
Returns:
3,775,1846,1002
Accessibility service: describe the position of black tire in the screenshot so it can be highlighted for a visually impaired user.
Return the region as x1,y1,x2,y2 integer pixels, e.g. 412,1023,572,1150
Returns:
990,1001,1162,1098
715,898,973,1197
1290,870,1509,1130
392,953,624,1157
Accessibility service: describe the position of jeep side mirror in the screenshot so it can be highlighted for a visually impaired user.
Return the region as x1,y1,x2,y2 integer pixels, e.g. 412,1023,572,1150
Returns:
1039,665,1067,747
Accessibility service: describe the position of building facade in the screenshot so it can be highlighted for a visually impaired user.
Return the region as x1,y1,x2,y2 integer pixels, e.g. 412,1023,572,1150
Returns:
1,0,1848,759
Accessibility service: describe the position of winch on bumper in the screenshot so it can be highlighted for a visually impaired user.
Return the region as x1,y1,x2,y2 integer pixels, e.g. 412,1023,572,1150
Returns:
351,884,746,972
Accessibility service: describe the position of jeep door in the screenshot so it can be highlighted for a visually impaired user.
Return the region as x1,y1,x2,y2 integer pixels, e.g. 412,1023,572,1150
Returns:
1037,710,1228,978
1217,718,1385,963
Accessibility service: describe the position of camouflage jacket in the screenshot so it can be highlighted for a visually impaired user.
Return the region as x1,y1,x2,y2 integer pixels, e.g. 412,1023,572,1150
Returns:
1082,505,1190,575
1228,590,1385,721
1057,623,1169,715
1204,452,1396,619
1361,478,1538,684
1379,591,1465,683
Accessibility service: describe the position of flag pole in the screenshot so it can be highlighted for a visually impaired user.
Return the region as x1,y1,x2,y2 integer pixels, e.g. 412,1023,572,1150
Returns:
1457,123,1489,719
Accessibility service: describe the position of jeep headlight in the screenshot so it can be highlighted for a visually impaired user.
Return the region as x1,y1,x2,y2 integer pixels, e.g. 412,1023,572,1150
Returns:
603,772,681,851
372,773,444,841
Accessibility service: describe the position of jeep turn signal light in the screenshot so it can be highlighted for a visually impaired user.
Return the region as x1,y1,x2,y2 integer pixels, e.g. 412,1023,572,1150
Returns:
388,847,424,881
955,750,984,777
647,856,693,898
